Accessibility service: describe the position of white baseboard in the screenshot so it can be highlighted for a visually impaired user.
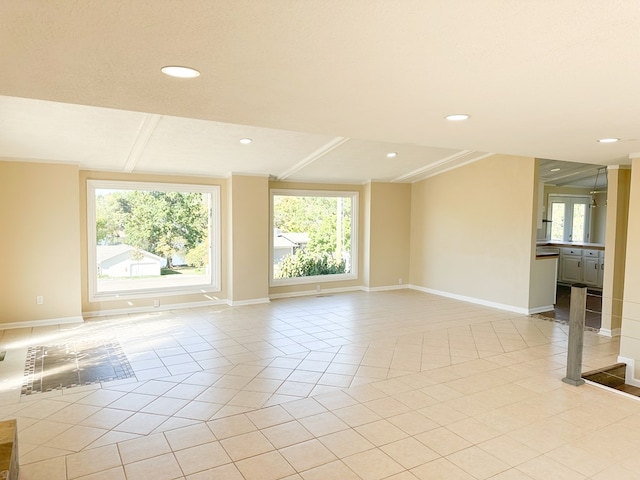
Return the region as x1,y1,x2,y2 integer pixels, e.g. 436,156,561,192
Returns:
528,305,555,315
361,285,408,293
0,316,84,330
408,285,532,314
83,299,228,318
270,286,361,300
618,356,640,388
228,298,271,306
599,328,621,337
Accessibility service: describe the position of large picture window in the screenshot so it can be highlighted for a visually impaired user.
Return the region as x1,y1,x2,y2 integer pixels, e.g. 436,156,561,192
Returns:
270,189,358,286
87,180,220,300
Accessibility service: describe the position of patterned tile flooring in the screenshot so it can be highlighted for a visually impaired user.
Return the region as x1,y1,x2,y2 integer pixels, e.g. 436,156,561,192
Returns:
0,290,635,479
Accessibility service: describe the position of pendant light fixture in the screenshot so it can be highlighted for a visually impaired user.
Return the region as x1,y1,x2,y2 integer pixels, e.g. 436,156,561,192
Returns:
590,167,605,208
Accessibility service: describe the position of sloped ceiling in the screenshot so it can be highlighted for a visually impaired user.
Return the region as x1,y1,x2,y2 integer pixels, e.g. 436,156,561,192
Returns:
1,1,639,183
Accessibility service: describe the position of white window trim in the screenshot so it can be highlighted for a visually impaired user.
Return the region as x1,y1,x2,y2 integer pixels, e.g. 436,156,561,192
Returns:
87,180,220,301
270,188,358,287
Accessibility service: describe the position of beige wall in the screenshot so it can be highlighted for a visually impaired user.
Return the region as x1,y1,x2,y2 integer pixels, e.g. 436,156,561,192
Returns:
601,166,630,336
365,182,411,289
228,175,269,303
79,170,229,315
0,161,82,324
409,154,536,310
619,159,640,377
1,157,551,323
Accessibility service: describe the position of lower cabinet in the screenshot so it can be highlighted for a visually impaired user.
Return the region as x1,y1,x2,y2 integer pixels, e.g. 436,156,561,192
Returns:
559,248,604,288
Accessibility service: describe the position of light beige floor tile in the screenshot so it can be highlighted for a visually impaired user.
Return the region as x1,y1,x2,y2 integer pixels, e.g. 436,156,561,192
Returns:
186,462,244,480
516,455,587,479
46,403,102,424
75,466,127,480
300,460,361,480
280,438,337,472
477,434,540,467
415,427,472,456
66,444,122,479
380,437,440,469
446,417,502,444
164,422,216,451
108,392,157,411
76,389,127,407
411,457,476,480
17,455,67,480
318,428,375,458
246,404,294,429
220,430,274,461
79,407,133,429
590,465,638,480
446,445,510,479
117,432,171,464
207,413,257,439
262,420,315,449
545,443,612,477
19,419,73,446
355,419,409,446
123,452,184,480
298,411,349,437
141,396,190,415
387,411,439,436
112,411,168,435
487,470,536,480
342,448,404,480
235,451,296,480
44,424,107,452
85,430,140,449
174,400,222,420
333,403,381,427
174,440,232,475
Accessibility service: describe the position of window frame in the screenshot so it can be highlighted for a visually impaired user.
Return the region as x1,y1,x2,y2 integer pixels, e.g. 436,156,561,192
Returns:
270,188,359,287
87,180,220,302
548,194,592,243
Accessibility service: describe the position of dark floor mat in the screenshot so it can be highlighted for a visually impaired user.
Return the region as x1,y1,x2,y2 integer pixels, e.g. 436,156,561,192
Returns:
22,339,134,395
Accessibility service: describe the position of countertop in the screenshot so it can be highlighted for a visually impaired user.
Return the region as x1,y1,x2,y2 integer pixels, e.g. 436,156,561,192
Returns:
536,241,605,250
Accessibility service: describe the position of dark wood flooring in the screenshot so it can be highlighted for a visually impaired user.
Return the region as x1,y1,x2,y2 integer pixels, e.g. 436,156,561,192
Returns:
538,284,602,330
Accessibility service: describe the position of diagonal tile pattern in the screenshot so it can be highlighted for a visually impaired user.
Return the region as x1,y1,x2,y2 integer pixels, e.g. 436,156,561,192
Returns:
0,290,634,479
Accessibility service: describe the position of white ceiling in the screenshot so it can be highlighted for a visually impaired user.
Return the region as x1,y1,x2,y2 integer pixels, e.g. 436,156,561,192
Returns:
1,1,639,183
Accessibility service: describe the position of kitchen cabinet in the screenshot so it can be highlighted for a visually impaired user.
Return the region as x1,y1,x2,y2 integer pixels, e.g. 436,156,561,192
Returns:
561,255,583,283
558,247,604,288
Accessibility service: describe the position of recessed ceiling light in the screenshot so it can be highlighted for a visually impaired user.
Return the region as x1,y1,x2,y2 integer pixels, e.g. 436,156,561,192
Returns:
239,138,252,144
445,114,470,121
160,66,200,78
386,152,397,158
550,168,561,172
598,138,619,143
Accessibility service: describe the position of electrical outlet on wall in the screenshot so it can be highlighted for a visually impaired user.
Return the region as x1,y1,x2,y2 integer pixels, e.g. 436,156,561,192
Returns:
153,299,160,307
36,296,44,305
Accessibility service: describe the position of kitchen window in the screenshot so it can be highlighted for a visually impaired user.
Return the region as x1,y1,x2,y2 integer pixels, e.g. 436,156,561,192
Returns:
548,194,592,243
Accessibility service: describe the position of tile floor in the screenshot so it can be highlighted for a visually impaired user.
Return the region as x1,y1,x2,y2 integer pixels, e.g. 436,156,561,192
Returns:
0,289,636,479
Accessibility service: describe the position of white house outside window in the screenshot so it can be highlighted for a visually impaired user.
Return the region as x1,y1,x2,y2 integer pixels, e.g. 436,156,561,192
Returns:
87,180,220,301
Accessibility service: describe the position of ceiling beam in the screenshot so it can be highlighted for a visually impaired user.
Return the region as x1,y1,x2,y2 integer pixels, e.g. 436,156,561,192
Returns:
276,137,350,181
122,114,161,173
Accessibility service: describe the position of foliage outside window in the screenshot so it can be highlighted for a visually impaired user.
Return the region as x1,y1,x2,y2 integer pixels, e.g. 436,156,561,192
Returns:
87,180,219,300
271,189,357,285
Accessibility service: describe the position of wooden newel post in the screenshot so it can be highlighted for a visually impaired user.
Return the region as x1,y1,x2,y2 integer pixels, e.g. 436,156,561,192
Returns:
562,284,587,386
